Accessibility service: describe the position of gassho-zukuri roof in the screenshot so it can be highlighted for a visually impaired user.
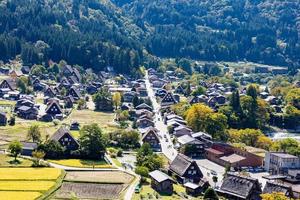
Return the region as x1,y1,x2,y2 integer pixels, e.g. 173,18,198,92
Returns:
50,126,79,145
217,172,261,199
149,170,174,183
263,181,292,196
169,153,197,176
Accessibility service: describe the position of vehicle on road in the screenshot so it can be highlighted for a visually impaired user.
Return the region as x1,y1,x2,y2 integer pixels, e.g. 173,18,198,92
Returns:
211,170,217,176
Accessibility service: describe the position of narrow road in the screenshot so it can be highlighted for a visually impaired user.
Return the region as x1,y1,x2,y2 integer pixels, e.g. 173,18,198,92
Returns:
145,71,177,161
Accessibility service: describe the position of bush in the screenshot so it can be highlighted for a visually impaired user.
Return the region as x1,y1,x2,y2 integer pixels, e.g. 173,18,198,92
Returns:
135,166,149,177
53,119,60,126
9,116,15,126
117,149,123,157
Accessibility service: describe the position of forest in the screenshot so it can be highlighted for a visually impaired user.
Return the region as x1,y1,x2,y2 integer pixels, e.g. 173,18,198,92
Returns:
0,0,300,73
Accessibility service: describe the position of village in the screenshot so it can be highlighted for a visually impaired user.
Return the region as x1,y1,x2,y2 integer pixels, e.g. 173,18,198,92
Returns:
0,58,299,200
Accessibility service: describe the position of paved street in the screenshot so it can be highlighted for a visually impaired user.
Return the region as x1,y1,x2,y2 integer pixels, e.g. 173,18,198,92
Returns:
145,71,177,161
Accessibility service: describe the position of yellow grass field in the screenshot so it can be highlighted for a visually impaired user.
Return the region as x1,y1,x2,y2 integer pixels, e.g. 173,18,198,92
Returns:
0,191,42,200
0,168,62,180
0,181,56,191
49,159,114,169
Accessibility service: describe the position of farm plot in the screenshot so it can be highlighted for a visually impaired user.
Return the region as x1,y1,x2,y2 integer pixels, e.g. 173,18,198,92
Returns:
65,171,134,184
0,168,64,200
54,171,134,199
55,182,124,199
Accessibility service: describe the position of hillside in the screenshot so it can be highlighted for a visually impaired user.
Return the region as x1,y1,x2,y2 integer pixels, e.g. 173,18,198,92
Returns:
115,0,300,67
0,0,300,72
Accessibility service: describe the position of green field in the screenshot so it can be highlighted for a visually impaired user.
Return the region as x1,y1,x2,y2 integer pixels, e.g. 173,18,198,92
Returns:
0,154,33,167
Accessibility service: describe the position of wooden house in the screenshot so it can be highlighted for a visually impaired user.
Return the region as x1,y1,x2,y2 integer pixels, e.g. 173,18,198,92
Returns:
161,93,177,108
50,126,79,152
263,181,293,198
136,118,154,128
0,79,16,91
217,172,262,200
68,87,81,100
184,179,209,196
141,128,161,151
16,106,38,120
21,142,37,156
149,170,174,195
44,87,56,98
136,103,153,112
177,135,205,158
169,153,203,184
0,112,7,126
46,100,63,117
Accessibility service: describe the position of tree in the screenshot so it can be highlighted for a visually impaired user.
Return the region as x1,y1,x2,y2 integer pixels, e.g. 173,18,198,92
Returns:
204,187,219,200
205,113,228,141
260,192,289,200
8,140,23,161
230,90,241,112
112,92,122,109
79,124,107,160
32,150,45,167
136,143,163,171
285,88,300,109
246,84,259,99
171,102,190,118
185,103,213,132
17,78,27,94
135,166,150,177
27,124,42,143
93,89,113,111
192,86,206,96
38,140,65,159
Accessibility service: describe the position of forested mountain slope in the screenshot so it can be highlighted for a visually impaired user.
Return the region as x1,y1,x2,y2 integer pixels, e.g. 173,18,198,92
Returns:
114,0,300,67
0,0,300,72
0,0,145,73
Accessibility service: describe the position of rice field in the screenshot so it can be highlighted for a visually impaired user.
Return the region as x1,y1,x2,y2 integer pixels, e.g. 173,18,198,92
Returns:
0,168,64,200
48,159,114,168
0,168,62,180
0,181,56,191
0,191,42,200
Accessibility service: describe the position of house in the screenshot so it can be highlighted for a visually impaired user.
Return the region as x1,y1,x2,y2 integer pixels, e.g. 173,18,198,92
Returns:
136,118,155,128
149,170,174,195
68,87,81,100
217,172,262,200
136,103,153,112
21,142,37,156
175,85,185,94
21,66,30,74
169,153,203,184
141,128,161,151
62,65,74,76
0,79,16,91
255,66,269,73
161,93,177,107
0,112,7,126
164,114,183,124
206,143,264,168
96,97,113,111
263,181,293,198
50,126,79,152
45,100,63,117
16,106,38,120
64,95,75,108
44,87,56,98
184,179,209,196
271,67,288,75
177,135,205,158
173,126,192,137
264,152,300,175
70,121,80,130
135,109,153,119
9,69,23,79
123,91,137,102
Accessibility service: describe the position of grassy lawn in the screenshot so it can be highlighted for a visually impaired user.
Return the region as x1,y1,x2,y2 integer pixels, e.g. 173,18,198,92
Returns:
0,100,16,106
0,154,33,167
48,159,115,168
0,121,58,148
64,109,115,130
112,157,123,167
0,168,64,200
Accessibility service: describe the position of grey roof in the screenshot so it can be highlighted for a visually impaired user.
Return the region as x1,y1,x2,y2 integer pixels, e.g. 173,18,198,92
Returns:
263,181,292,196
184,182,200,189
169,153,197,176
218,172,261,199
271,152,298,159
192,132,212,139
141,127,160,141
21,142,38,150
149,170,173,183
177,135,196,145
